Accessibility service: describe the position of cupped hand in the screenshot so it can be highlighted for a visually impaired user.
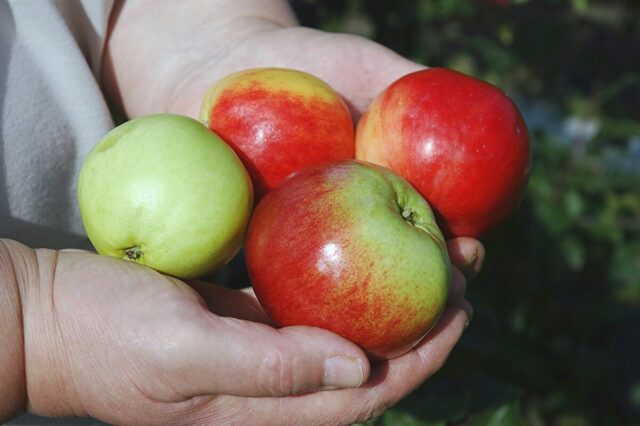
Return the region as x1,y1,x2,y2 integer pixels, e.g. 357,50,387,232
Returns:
165,25,424,121
104,2,424,121
96,3,486,424
22,237,482,426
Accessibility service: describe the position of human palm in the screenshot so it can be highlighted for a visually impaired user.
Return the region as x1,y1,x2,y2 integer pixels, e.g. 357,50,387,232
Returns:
106,20,423,122
81,6,486,424
168,26,424,121
25,241,478,426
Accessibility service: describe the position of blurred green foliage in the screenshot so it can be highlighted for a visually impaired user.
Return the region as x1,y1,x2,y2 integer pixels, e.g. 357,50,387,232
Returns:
290,0,640,424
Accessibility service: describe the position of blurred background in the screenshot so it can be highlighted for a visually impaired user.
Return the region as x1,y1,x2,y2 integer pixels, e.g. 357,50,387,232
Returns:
287,0,640,425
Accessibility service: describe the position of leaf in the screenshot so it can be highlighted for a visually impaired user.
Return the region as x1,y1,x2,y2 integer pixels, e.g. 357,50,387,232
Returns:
464,401,528,426
386,377,473,423
571,0,589,13
560,235,586,271
610,242,640,305
563,190,584,219
379,410,445,426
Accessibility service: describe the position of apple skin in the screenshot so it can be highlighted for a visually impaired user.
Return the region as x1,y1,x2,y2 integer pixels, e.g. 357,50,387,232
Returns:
199,68,355,200
246,160,451,360
356,68,531,238
77,114,253,279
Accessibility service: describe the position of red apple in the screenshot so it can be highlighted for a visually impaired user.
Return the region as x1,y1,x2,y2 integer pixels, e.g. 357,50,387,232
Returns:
200,68,355,200
356,68,531,238
246,160,451,360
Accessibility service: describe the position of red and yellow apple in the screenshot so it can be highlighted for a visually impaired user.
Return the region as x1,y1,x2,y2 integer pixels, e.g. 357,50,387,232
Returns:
246,160,451,360
356,68,531,238
200,68,355,200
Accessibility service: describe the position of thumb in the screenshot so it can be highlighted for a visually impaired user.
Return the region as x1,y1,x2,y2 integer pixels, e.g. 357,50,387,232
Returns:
173,315,371,398
446,237,485,281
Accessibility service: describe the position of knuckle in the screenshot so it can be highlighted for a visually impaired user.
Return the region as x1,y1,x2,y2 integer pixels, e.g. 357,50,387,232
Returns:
257,349,297,396
371,396,398,419
357,381,408,423
349,400,391,425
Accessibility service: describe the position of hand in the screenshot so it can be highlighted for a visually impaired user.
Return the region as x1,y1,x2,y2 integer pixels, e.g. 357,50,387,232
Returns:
96,2,484,423
165,25,424,120
103,0,424,121
18,237,482,426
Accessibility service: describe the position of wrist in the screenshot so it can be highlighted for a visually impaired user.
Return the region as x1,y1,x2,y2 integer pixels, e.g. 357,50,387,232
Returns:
0,239,27,421
0,241,80,419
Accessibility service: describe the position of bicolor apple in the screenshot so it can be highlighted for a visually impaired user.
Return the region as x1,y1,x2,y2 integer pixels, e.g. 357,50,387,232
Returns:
246,160,450,360
200,67,355,200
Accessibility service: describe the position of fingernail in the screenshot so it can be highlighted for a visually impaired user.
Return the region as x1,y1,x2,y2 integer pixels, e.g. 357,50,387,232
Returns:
461,300,474,324
323,356,364,389
467,247,478,263
464,248,479,271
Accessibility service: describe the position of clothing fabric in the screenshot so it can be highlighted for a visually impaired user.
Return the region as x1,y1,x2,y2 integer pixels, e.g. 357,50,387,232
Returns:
3,3,114,425
1,0,115,250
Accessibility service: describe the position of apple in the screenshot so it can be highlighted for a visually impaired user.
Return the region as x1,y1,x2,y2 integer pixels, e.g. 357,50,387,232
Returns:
77,114,253,279
199,67,355,200
356,68,531,238
245,160,451,360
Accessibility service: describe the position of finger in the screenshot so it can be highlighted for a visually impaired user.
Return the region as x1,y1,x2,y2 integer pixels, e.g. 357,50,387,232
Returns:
458,298,474,324
446,238,485,281
388,301,471,387
225,304,471,426
189,280,272,324
447,267,467,307
174,316,371,398
59,248,94,254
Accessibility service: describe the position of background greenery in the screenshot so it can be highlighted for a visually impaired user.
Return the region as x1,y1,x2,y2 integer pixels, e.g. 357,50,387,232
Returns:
288,1,640,424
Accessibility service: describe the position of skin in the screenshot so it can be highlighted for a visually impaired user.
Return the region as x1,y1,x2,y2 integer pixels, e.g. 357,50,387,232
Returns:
247,161,450,359
199,68,354,200
1,1,486,425
78,114,253,279
356,68,532,238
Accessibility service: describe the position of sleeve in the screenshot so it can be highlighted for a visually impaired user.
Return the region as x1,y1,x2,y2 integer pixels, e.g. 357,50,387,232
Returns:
55,0,116,81
1,0,115,250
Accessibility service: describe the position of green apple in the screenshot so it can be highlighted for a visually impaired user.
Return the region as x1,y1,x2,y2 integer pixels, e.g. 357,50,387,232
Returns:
78,114,253,279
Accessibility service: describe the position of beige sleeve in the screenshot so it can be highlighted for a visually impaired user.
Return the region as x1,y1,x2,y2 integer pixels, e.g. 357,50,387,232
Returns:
1,1,115,249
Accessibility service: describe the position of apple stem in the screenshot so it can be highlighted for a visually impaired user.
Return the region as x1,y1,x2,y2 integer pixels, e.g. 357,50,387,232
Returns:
398,205,446,252
402,208,415,224
124,246,142,261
